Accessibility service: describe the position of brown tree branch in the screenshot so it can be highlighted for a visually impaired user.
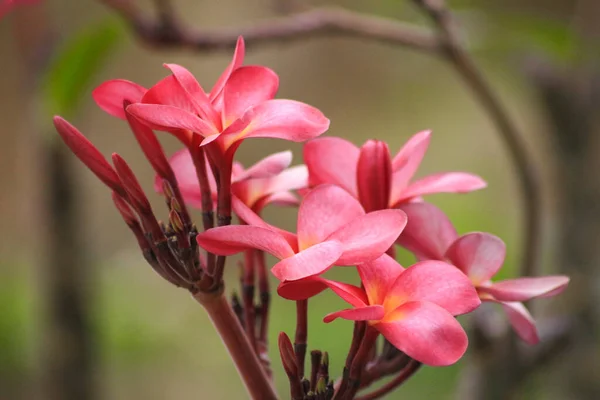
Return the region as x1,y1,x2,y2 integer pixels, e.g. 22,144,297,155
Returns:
99,1,440,52
412,0,542,278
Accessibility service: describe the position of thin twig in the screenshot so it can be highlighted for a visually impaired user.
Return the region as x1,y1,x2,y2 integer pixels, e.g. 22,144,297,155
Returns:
412,0,542,277
99,1,439,52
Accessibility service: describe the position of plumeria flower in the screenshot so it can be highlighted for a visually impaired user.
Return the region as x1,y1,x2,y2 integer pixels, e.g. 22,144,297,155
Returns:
278,254,481,366
154,149,308,212
195,184,407,281
304,132,486,212
398,202,570,344
0,0,40,19
94,37,329,169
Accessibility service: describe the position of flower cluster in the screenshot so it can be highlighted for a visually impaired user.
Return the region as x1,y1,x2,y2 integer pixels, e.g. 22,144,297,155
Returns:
53,36,569,398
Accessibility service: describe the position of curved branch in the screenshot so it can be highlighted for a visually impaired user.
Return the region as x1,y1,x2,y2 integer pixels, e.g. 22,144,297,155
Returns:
99,1,439,52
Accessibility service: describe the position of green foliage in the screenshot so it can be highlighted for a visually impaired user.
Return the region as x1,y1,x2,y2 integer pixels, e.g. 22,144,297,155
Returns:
42,17,125,119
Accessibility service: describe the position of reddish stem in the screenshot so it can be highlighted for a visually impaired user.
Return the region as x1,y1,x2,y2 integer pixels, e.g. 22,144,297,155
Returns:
355,360,422,400
295,299,308,378
193,288,278,400
242,248,257,350
212,157,233,283
257,249,271,343
338,327,380,400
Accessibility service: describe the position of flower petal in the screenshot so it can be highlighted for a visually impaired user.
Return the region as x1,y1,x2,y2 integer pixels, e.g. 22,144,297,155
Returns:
385,260,480,315
376,301,468,366
233,165,308,208
126,103,216,137
271,240,344,281
328,209,408,265
357,254,405,306
239,150,293,179
478,276,569,302
164,63,221,128
397,202,458,260
493,300,539,345
92,79,147,120
210,36,245,103
357,140,392,212
222,99,330,147
296,184,365,250
324,305,386,323
303,136,359,196
394,172,487,204
196,225,295,259
232,196,298,249
391,130,431,186
154,148,217,209
223,65,279,125
278,276,367,307
445,232,506,283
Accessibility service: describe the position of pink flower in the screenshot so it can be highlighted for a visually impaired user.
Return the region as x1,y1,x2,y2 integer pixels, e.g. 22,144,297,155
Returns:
154,149,308,212
304,132,486,211
95,37,329,166
195,184,407,281
278,254,481,366
0,0,40,19
398,202,570,344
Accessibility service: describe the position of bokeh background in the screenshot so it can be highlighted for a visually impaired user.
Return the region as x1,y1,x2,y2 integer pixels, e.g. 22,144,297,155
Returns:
1,0,598,399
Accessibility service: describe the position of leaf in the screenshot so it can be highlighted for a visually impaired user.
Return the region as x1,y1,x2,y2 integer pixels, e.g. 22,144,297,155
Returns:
42,17,125,118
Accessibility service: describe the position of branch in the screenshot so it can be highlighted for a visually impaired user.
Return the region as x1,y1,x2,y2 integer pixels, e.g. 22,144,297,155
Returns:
412,0,542,278
99,1,439,52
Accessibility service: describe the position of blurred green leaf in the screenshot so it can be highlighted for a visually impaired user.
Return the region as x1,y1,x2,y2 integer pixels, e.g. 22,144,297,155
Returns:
42,17,125,118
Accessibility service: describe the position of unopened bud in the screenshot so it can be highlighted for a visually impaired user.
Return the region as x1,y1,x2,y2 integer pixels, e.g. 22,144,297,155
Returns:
278,332,298,378
53,116,125,197
124,101,176,182
112,153,152,214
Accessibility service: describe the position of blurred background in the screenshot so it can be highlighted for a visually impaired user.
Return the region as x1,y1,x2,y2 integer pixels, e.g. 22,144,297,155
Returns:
1,0,598,399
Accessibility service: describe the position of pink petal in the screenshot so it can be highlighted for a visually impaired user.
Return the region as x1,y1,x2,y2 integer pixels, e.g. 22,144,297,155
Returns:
126,104,216,137
239,150,293,180
209,36,245,102
164,63,221,128
478,276,569,302
376,301,468,366
328,209,408,265
357,254,405,306
493,300,539,345
92,79,147,119
386,260,480,315
296,184,365,250
196,225,295,259
391,130,431,188
324,305,386,323
232,196,298,250
445,232,506,283
254,192,299,212
357,140,392,212
394,172,487,204
142,75,197,112
271,241,344,281
303,137,359,196
221,99,330,148
277,277,329,301
278,277,368,307
223,65,279,125
397,202,458,260
233,165,308,208
154,148,217,209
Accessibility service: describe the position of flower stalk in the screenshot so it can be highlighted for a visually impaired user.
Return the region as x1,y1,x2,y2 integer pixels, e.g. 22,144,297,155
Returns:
193,288,278,400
